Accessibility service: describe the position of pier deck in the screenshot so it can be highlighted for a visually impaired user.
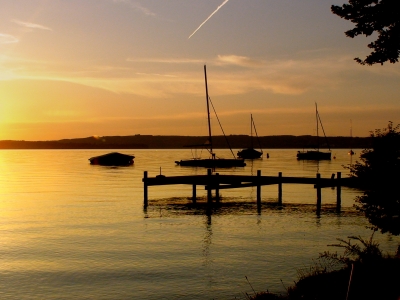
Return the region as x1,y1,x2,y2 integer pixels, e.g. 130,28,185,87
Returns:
142,169,356,212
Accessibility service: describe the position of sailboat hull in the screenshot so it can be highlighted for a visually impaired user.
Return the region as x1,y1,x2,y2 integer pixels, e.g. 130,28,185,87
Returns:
237,148,263,159
175,158,246,168
297,150,331,160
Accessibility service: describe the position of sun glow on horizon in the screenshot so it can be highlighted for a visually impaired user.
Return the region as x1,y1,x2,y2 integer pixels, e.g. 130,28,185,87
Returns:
0,1,399,140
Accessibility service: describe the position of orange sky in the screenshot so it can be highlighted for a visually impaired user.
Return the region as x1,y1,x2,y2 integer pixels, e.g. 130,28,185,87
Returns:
1,0,399,140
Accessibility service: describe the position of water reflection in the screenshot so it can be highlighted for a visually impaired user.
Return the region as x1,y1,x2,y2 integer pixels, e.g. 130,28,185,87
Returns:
315,215,321,227
202,214,213,266
0,149,394,300
142,197,362,218
298,159,331,174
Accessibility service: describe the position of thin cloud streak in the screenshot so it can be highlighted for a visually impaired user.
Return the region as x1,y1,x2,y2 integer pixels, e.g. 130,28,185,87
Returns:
12,19,52,31
216,55,263,67
127,58,204,64
0,33,18,44
1,49,387,99
188,0,230,39
28,104,400,125
136,72,178,78
210,105,400,118
112,0,155,16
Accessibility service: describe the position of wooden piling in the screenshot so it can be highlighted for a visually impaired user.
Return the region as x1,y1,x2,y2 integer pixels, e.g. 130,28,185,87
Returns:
257,170,261,206
192,184,197,204
143,171,148,207
278,172,282,205
215,173,220,203
336,172,341,212
207,169,212,204
316,173,321,212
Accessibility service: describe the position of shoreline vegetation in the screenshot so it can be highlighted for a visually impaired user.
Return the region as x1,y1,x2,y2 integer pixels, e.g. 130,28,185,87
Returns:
246,124,400,300
0,134,371,149
247,235,400,300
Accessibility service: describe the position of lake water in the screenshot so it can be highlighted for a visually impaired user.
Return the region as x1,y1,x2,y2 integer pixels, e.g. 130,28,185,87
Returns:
0,149,398,299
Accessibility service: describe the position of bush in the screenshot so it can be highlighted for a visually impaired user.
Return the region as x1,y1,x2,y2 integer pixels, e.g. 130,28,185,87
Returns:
250,234,400,300
346,122,400,235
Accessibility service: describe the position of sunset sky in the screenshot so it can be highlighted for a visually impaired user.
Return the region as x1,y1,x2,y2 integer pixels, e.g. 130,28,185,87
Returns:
0,0,399,141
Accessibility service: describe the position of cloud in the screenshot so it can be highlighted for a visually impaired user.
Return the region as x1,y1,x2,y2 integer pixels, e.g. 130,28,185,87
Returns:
135,72,177,78
0,34,19,44
2,51,368,99
12,19,52,31
126,58,204,64
209,104,400,118
112,0,156,16
216,55,262,67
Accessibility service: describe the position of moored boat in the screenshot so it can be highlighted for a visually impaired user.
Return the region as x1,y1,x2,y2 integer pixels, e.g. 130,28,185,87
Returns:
175,65,245,168
237,147,263,159
89,152,134,166
297,150,331,160
237,114,263,159
297,103,331,161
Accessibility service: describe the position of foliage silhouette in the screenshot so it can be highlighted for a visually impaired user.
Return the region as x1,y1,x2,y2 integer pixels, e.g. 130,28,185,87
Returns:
346,122,400,235
331,0,400,65
320,232,382,266
250,234,400,300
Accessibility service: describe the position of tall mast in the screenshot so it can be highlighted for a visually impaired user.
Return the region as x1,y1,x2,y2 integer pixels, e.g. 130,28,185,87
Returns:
350,119,353,139
350,119,353,153
315,102,319,151
204,65,213,154
250,114,254,148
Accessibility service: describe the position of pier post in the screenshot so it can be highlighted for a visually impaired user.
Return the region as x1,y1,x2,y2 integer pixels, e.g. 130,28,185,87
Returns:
278,172,282,205
336,172,341,212
143,171,148,208
257,170,261,206
207,169,212,205
316,173,321,213
215,173,220,203
192,185,197,204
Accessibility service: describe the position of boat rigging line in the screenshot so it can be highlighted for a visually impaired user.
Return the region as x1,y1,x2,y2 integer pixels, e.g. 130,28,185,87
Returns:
252,114,263,154
208,96,237,159
317,111,330,150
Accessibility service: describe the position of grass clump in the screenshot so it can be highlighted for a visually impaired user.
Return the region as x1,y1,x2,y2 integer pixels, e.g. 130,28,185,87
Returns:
249,233,400,300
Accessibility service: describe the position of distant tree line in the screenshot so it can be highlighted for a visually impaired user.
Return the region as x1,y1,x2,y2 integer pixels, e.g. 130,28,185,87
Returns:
0,135,371,149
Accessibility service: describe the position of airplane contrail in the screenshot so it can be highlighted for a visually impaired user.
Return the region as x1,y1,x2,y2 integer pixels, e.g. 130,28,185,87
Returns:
188,0,230,39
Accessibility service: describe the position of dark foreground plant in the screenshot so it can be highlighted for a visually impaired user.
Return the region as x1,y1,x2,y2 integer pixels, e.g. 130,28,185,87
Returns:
319,232,382,266
331,0,400,65
249,234,400,300
345,122,400,235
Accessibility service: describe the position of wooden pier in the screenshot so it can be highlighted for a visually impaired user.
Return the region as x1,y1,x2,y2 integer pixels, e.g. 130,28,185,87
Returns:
142,169,355,212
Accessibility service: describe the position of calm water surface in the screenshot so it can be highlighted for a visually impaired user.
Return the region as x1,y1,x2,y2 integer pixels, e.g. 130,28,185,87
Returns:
0,149,398,299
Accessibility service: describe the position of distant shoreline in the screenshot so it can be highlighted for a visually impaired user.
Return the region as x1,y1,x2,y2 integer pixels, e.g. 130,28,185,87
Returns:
0,134,371,150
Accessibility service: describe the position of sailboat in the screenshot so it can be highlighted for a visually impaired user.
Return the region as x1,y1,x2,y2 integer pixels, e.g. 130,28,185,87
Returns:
175,65,246,168
237,114,263,159
348,119,355,155
296,103,331,160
